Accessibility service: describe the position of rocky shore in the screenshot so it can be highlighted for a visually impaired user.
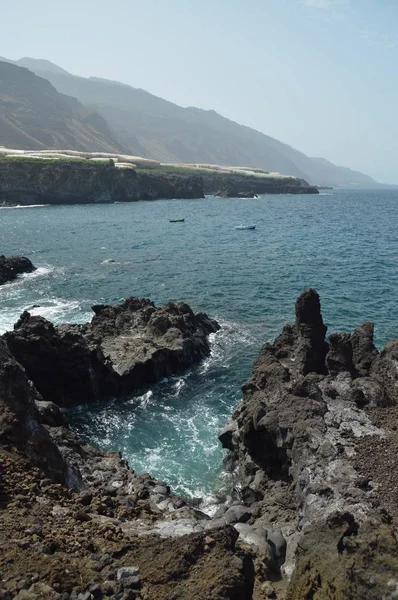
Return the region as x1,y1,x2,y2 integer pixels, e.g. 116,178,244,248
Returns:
0,160,204,205
0,157,319,206
5,297,220,407
0,255,35,285
220,289,398,598
205,174,319,197
2,290,398,599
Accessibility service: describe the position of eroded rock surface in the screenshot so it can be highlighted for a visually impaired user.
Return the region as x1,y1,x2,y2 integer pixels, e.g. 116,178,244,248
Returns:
220,289,398,597
5,297,220,407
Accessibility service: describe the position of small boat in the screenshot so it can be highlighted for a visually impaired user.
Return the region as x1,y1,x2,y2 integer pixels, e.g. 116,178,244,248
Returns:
234,224,256,230
169,218,185,223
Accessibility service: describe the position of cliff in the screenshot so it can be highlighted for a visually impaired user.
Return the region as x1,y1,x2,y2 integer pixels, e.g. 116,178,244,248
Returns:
201,172,318,196
0,159,204,204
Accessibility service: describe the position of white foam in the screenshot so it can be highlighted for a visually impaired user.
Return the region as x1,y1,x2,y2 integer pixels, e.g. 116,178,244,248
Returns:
20,266,55,279
133,390,154,408
0,204,50,209
28,298,84,322
199,319,258,374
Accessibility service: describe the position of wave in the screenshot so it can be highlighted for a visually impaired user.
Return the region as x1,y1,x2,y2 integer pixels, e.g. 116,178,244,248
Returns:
28,298,85,321
0,204,50,209
199,319,259,374
20,266,56,279
0,266,57,291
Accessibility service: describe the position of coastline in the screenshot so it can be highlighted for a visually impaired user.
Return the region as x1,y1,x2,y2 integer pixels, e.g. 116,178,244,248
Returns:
2,287,398,598
0,151,318,206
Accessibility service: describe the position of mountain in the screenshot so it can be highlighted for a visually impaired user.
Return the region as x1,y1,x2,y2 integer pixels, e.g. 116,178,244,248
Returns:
0,61,127,153
1,57,384,187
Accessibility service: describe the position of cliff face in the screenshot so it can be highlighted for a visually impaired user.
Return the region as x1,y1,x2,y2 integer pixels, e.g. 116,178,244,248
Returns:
0,160,204,204
201,173,319,195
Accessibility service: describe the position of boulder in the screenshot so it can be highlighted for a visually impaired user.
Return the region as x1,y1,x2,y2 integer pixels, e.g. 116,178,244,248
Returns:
0,255,35,285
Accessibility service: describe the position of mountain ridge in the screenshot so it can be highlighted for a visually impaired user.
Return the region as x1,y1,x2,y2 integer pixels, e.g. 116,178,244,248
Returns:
0,60,127,154
1,56,392,187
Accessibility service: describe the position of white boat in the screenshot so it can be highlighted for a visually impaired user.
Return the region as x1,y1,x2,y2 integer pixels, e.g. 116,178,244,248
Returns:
234,224,256,230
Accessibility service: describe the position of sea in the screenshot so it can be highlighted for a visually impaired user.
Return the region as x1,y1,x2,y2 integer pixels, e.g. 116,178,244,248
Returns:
1,189,398,511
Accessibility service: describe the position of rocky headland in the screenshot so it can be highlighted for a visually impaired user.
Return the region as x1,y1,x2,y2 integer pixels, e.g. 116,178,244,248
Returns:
210,176,318,197
0,152,319,206
0,255,36,285
0,160,204,205
2,290,398,599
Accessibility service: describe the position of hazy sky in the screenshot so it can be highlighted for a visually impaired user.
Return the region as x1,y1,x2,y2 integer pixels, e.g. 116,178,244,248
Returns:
2,0,398,182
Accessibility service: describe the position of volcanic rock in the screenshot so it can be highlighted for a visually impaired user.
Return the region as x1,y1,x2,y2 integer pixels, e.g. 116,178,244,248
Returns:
0,255,35,285
5,297,220,407
219,288,398,596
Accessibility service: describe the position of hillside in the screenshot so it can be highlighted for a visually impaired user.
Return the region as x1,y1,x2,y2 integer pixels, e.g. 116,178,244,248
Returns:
5,57,383,187
0,61,127,153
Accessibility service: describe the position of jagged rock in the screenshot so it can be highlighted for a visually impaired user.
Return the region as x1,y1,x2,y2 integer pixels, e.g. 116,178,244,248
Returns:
370,340,398,404
326,332,354,376
0,255,35,285
294,288,328,374
5,298,219,407
0,339,71,484
5,313,112,406
351,321,379,376
220,289,398,595
35,400,67,427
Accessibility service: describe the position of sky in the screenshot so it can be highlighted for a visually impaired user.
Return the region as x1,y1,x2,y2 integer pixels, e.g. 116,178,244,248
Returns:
1,0,398,183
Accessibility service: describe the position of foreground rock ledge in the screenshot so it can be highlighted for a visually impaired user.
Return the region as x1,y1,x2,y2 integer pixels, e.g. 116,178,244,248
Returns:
0,254,35,285
5,297,220,407
0,336,256,599
220,288,398,598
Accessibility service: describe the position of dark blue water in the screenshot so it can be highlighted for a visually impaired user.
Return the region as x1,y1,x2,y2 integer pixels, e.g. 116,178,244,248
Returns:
1,189,398,507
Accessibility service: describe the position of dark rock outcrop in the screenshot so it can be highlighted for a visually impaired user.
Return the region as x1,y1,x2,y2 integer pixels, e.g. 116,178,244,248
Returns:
209,173,319,196
219,289,398,597
0,338,71,484
5,297,220,406
0,255,35,285
0,160,204,205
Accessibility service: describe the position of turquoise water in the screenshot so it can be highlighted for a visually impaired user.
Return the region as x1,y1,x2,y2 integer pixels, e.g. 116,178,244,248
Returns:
1,189,398,506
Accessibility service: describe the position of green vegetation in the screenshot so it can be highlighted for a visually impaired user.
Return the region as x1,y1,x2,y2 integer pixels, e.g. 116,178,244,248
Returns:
0,156,85,164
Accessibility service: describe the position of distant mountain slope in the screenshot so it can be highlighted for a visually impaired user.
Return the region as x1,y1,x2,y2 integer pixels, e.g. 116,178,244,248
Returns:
0,61,127,153
3,57,383,186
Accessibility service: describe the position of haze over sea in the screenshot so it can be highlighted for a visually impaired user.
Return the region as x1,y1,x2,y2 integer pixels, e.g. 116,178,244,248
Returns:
2,189,398,509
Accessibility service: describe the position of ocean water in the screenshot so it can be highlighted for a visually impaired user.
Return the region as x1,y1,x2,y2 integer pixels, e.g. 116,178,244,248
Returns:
1,189,398,508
